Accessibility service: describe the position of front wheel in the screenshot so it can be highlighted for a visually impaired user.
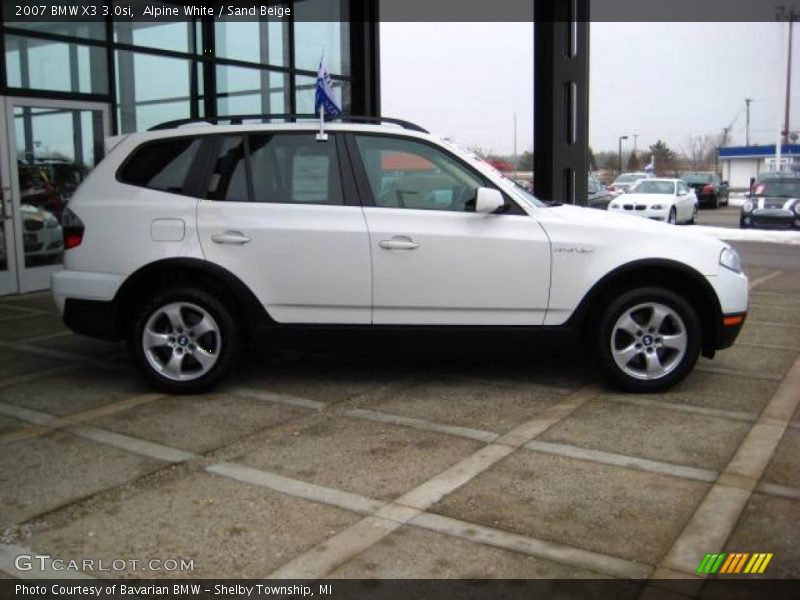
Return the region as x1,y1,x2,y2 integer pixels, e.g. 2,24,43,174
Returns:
597,287,702,393
668,207,677,224
130,287,241,394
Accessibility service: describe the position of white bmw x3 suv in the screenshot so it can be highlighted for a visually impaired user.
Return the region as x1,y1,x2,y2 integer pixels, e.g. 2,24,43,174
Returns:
52,117,748,394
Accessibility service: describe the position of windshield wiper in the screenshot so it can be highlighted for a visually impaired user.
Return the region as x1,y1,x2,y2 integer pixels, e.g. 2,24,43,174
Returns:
543,200,563,207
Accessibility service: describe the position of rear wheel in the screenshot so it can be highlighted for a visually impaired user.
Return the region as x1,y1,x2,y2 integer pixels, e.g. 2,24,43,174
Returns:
131,287,241,394
597,287,701,393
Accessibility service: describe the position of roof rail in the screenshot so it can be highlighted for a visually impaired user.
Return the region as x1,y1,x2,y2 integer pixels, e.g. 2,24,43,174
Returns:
148,114,429,133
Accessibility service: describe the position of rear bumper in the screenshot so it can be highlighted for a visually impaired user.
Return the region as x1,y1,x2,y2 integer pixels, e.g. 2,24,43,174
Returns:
63,297,120,341
52,270,125,341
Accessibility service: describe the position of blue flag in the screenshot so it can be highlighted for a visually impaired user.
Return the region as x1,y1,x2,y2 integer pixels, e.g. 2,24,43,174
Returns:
315,57,342,119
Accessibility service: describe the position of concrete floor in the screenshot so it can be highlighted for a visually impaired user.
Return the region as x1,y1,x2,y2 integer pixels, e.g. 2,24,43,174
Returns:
0,255,798,588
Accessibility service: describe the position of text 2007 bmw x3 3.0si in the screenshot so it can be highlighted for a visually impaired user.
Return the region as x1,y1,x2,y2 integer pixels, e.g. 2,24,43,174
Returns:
52,116,748,394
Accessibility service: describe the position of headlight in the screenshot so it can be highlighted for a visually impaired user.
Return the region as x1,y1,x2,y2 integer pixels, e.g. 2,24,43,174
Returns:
720,247,741,273
743,201,754,213
650,204,664,210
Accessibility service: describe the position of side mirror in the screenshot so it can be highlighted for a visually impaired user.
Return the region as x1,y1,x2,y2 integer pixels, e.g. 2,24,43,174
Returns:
475,187,505,214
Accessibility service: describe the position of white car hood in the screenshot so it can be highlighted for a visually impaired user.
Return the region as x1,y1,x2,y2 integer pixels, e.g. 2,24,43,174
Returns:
542,203,723,247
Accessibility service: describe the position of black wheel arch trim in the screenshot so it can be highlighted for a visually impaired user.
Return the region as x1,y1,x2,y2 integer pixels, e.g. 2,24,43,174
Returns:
107,258,274,340
564,258,725,356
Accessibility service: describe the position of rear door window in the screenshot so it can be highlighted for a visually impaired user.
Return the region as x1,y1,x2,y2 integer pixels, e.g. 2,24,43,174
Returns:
248,134,344,205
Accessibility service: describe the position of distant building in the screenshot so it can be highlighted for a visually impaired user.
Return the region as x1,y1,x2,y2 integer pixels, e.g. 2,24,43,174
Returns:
719,145,800,189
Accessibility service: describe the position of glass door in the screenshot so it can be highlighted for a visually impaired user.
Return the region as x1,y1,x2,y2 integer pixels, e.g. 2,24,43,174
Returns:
1,97,110,294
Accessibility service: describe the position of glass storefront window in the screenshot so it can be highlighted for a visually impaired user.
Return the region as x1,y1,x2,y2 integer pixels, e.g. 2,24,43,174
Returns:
4,21,106,40
114,21,196,53
295,74,350,115
5,35,108,94
217,65,288,116
293,21,350,76
293,0,349,75
116,51,195,132
214,19,288,67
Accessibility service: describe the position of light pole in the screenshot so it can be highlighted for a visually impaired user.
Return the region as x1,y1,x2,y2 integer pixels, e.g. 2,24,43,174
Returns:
745,98,753,146
777,7,797,146
618,135,629,175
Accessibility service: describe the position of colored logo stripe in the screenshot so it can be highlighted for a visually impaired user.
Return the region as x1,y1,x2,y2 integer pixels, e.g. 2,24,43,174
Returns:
698,552,773,574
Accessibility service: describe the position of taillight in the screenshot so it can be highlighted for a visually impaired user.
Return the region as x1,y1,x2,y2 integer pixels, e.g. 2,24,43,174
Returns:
61,208,85,249
702,184,714,195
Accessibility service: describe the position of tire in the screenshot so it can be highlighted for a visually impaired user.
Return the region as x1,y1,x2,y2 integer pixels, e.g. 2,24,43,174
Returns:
668,207,677,224
712,195,720,209
130,287,241,394
597,287,702,393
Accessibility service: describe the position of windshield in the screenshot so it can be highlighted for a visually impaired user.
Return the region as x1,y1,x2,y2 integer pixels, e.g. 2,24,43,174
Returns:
629,180,675,194
753,181,800,198
681,173,716,184
615,174,643,183
512,184,547,207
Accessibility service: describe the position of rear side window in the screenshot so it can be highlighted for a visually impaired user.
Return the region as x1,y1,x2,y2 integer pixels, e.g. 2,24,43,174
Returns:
119,137,202,194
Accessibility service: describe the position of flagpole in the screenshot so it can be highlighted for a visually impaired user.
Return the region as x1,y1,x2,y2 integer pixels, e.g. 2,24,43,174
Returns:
317,102,327,141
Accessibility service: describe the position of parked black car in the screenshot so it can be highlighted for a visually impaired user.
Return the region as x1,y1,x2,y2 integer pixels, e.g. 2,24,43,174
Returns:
740,173,800,229
680,172,729,209
588,177,615,209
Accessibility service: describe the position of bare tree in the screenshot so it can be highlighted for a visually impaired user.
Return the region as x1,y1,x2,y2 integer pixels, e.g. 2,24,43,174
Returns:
683,134,717,170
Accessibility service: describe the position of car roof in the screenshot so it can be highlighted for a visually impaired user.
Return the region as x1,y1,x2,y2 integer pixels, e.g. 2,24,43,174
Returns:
118,121,437,146
757,172,800,181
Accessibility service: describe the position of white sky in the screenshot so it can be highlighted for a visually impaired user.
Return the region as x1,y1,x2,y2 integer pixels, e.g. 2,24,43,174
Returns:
380,22,800,155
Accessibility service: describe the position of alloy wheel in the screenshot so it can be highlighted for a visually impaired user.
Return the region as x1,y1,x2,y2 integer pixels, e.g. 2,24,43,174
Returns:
610,302,688,381
142,302,221,381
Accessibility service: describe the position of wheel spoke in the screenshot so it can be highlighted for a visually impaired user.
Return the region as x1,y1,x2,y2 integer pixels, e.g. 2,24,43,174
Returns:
614,343,640,366
616,313,640,337
192,347,216,371
162,304,186,332
661,332,687,352
143,330,170,349
648,305,671,332
644,351,663,377
163,352,184,377
192,315,217,338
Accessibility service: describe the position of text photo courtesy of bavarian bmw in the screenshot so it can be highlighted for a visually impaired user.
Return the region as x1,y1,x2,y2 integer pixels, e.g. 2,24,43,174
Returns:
52,118,748,394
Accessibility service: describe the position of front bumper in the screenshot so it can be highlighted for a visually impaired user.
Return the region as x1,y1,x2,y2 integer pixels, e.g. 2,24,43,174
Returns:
716,312,747,350
610,206,670,221
706,267,749,352
741,209,800,229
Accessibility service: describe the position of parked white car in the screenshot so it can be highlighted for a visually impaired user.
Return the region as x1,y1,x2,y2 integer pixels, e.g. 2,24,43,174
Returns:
52,117,748,394
609,172,648,195
609,178,698,225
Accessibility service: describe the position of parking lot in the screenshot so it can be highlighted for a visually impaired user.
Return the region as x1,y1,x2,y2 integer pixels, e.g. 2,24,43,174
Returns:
0,244,798,590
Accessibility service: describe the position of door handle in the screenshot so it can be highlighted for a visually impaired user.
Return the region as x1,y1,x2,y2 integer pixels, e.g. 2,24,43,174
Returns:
379,237,419,251
211,231,251,245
